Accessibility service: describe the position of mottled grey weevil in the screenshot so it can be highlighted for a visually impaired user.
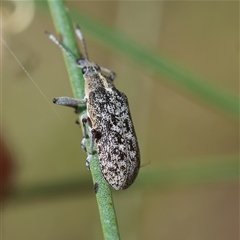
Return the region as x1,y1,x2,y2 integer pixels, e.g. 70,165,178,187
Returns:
45,25,140,190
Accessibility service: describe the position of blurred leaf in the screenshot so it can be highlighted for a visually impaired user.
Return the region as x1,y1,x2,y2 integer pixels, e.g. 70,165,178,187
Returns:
37,0,239,118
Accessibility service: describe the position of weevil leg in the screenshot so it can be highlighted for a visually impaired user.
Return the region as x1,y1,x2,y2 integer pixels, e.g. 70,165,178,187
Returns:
86,131,95,170
86,154,92,170
80,114,88,152
85,129,101,170
100,66,116,82
53,97,87,110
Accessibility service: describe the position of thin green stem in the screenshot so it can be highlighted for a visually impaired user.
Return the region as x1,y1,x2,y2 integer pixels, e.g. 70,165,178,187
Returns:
47,1,120,239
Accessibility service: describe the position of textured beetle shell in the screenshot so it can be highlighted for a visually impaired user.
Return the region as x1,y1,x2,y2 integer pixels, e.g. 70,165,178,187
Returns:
85,72,140,190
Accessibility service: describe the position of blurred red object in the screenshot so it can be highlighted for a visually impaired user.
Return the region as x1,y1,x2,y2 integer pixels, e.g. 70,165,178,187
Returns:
1,137,15,201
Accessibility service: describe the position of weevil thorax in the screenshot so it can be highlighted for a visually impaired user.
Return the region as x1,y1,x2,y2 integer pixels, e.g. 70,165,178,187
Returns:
77,58,114,99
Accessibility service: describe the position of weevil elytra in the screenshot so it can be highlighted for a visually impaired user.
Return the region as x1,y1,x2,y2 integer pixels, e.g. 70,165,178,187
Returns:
45,25,140,190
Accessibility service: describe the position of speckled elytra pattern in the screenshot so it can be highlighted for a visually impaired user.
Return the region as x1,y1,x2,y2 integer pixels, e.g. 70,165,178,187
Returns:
85,68,140,190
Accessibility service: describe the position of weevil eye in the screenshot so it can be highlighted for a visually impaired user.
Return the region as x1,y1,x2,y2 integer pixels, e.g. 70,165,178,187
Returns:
82,67,87,74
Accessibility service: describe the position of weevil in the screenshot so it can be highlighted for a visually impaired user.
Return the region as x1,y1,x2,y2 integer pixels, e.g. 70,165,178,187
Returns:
45,25,140,190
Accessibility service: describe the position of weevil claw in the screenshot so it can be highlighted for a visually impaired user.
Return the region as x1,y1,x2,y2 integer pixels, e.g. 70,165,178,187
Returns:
81,138,87,152
86,155,93,170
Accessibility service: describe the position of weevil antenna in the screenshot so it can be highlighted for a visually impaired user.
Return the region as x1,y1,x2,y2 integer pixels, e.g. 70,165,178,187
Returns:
44,31,76,63
74,24,89,60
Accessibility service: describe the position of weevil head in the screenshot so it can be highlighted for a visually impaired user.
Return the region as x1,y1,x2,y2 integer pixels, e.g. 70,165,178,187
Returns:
76,58,114,95
76,58,101,78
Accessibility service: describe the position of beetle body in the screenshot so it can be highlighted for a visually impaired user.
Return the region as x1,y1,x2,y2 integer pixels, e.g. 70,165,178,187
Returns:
47,26,140,190
83,66,140,190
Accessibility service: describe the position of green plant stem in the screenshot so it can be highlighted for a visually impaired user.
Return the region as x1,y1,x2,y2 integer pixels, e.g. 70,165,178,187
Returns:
47,1,120,239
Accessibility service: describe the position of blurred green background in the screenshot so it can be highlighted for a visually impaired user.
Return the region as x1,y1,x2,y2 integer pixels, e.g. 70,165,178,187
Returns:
1,1,239,240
